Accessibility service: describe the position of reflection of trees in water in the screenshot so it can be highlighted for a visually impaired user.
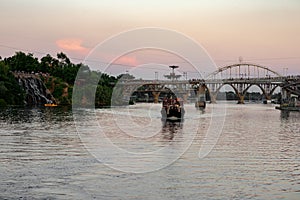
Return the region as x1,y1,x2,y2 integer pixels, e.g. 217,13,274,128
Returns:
161,120,183,140
280,110,300,121
280,110,290,120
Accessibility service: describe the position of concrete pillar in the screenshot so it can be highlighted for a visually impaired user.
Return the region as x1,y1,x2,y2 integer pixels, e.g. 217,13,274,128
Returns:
196,84,206,95
281,88,289,103
210,93,217,104
182,93,189,103
237,94,245,104
282,88,287,100
152,91,160,103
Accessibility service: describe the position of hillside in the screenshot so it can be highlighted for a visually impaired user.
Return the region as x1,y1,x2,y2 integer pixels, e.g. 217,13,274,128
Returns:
0,52,118,107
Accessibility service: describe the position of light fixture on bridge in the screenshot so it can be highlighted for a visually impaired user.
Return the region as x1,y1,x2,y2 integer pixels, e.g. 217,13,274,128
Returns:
283,68,288,76
239,56,243,63
155,71,158,80
164,65,182,81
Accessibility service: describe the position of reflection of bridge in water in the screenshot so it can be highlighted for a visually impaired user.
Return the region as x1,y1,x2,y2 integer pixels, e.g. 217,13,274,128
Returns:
117,63,300,104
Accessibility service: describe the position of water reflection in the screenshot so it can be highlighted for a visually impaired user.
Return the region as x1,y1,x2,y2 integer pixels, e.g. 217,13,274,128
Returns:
1,104,299,199
0,106,72,124
280,110,290,120
280,110,300,121
161,120,183,140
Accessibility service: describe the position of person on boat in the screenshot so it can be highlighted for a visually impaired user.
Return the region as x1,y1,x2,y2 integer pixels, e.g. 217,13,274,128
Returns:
162,96,168,108
167,96,173,114
175,98,181,112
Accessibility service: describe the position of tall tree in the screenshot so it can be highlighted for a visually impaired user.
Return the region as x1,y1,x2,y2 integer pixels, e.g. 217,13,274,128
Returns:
4,52,39,72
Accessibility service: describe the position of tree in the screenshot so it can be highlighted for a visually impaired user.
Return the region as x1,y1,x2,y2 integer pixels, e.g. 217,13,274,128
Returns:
0,61,24,105
57,52,71,65
40,54,57,73
117,73,135,80
4,52,39,72
1,51,118,107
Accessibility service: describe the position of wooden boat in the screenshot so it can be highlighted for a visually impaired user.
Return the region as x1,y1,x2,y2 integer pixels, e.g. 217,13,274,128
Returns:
161,96,184,121
276,96,300,111
195,94,206,110
275,105,300,111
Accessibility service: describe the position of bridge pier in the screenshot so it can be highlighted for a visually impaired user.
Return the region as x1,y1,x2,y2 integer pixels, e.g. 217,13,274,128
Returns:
152,91,160,103
210,93,217,104
195,84,207,103
196,84,206,94
237,94,245,104
266,95,272,101
281,88,292,103
182,93,189,103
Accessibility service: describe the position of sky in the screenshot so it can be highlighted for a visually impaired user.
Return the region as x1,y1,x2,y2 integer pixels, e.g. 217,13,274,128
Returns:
1,0,300,78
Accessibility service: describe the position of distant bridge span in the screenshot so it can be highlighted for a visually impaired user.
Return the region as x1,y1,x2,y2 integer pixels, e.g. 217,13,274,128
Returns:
116,63,299,104
207,63,282,79
204,63,284,103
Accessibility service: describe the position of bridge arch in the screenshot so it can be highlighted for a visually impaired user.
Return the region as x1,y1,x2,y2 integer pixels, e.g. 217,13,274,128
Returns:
205,63,283,103
269,85,280,97
243,84,267,99
205,83,239,103
207,63,282,79
207,83,279,103
244,83,263,93
214,83,238,97
245,83,280,97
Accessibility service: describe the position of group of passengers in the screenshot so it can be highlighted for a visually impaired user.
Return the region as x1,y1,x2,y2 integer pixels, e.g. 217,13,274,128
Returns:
162,96,182,114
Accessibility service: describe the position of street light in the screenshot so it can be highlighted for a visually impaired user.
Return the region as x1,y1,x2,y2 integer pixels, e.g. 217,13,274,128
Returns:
154,71,158,80
283,68,288,76
183,72,187,80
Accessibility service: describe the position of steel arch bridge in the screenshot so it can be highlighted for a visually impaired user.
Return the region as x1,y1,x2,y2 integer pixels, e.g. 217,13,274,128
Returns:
207,63,281,79
281,79,300,96
204,63,284,103
114,63,298,104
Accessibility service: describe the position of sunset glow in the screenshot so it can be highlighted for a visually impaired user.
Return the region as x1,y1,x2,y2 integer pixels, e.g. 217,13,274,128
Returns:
1,0,299,75
56,38,89,55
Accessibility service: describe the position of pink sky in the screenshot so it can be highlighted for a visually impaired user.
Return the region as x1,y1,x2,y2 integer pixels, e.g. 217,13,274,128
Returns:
1,0,299,77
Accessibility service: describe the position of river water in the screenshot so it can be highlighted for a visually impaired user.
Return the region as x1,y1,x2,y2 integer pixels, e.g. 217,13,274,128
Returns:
0,103,299,199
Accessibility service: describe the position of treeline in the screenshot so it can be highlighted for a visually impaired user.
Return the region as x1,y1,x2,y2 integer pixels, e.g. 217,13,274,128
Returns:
0,51,121,107
3,52,82,85
216,91,280,101
0,61,24,106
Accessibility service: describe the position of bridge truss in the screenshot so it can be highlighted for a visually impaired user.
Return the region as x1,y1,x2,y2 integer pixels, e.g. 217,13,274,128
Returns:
114,63,298,104
204,63,283,103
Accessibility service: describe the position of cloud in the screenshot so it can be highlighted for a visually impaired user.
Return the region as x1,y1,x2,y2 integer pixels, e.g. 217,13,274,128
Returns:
113,55,139,67
56,38,89,54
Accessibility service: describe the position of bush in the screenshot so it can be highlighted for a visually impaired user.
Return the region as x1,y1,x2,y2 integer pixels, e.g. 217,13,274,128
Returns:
0,99,7,107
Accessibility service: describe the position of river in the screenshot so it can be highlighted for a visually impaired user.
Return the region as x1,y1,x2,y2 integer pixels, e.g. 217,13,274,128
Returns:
0,103,299,199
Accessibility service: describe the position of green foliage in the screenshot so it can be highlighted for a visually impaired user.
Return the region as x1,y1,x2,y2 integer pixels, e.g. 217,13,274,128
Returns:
0,61,25,105
95,85,113,107
1,51,127,107
0,99,7,107
4,52,80,85
4,52,39,72
117,73,135,80
52,83,64,98
45,79,52,89
58,96,71,105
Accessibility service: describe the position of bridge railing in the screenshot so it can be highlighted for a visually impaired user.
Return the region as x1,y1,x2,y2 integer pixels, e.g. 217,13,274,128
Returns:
118,76,289,85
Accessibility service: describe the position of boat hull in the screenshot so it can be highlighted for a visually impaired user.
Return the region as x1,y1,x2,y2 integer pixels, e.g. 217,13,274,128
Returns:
161,106,184,121
275,106,300,111
195,101,206,110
